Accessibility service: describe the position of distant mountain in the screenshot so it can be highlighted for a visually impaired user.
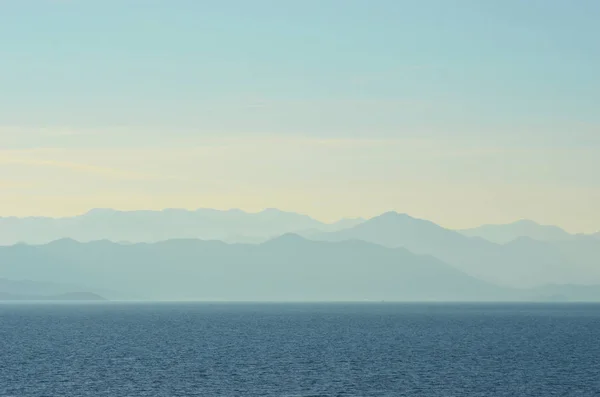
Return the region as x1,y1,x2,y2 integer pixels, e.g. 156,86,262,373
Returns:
312,212,600,288
0,208,363,245
527,284,600,302
0,236,515,302
459,219,575,244
0,291,106,301
0,278,106,301
48,292,106,301
0,278,84,296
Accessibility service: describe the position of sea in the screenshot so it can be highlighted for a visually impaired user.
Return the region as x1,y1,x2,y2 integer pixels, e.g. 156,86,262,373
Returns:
1,303,599,396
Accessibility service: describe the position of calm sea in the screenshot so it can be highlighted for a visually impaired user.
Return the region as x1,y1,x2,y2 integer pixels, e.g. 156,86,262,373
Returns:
1,303,599,396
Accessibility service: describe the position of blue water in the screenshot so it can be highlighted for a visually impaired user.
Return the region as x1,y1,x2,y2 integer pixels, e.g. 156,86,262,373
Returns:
1,303,599,396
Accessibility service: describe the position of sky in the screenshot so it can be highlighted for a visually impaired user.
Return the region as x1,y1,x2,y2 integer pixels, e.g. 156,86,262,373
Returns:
1,0,599,232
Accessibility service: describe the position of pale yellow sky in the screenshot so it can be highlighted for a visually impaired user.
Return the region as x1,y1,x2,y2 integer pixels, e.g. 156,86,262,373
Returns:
2,1,600,234
1,133,599,233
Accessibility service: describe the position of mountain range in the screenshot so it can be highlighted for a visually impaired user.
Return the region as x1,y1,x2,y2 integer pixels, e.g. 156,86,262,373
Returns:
1,208,598,300
0,208,364,246
2,208,594,247
0,236,516,301
0,235,599,302
459,219,576,244
309,212,600,288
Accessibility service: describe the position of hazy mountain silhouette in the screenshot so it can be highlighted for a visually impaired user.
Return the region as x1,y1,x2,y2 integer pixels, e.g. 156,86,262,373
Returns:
459,219,575,244
0,277,84,296
312,212,600,288
0,236,517,301
0,278,106,300
0,208,364,245
2,209,598,293
0,291,106,301
528,284,600,302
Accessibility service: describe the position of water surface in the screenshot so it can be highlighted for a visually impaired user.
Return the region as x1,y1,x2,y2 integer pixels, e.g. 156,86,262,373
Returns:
1,303,599,396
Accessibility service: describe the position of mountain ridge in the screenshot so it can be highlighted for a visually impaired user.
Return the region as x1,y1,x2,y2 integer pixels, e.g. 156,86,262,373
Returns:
0,236,512,302
459,219,575,244
0,208,365,246
310,212,600,288
2,238,600,302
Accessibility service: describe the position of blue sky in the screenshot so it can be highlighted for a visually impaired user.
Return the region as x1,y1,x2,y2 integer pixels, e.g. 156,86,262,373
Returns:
1,1,599,231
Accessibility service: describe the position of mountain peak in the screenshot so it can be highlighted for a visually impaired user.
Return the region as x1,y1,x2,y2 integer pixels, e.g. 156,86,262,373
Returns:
263,233,308,245
373,211,412,221
367,212,440,229
259,208,302,216
47,237,80,245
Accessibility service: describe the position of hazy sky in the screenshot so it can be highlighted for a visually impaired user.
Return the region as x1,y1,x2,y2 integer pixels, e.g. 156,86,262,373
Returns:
1,1,599,232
